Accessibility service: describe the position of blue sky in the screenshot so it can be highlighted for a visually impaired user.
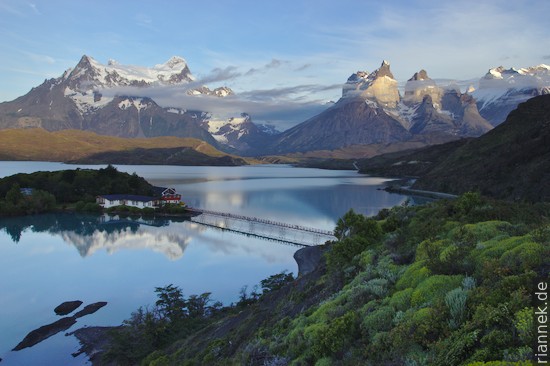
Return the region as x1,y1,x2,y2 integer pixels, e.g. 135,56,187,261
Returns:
1,0,549,128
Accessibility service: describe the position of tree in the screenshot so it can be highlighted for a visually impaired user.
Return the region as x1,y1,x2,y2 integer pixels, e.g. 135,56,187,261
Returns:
260,271,294,295
5,184,23,205
154,284,187,322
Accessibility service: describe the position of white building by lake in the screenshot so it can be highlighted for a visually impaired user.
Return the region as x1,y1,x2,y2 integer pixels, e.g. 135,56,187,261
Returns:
96,194,161,209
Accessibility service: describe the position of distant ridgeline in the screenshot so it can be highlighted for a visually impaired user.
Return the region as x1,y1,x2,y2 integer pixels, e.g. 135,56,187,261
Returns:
0,165,153,216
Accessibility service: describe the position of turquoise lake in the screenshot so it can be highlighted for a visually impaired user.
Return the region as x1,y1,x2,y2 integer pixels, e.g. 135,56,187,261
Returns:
0,162,417,365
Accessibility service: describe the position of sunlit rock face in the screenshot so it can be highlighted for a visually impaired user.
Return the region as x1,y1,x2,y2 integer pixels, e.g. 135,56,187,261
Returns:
403,69,443,107
343,60,400,108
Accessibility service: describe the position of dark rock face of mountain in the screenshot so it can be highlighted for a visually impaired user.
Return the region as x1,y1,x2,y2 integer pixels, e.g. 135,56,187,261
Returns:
269,98,411,153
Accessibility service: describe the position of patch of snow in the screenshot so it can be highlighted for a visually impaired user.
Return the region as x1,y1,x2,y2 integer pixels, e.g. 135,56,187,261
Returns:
438,109,454,119
65,86,112,113
212,134,229,144
385,101,417,130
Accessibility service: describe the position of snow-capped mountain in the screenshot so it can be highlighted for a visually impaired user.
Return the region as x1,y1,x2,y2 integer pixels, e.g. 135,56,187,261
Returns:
201,114,275,154
471,64,550,125
62,55,195,114
266,61,492,154
0,55,272,149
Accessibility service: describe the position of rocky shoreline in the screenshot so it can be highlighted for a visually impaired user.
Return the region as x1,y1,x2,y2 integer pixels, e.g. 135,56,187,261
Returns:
68,245,326,365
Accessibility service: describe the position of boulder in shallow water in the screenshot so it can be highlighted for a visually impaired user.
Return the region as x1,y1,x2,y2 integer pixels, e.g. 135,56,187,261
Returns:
74,302,108,318
54,300,83,316
12,317,77,351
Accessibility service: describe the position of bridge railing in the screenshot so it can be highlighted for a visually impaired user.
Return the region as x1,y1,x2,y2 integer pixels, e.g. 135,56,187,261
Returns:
188,208,335,237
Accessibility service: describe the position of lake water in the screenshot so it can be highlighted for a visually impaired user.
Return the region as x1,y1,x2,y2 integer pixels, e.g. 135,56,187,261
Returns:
0,162,416,365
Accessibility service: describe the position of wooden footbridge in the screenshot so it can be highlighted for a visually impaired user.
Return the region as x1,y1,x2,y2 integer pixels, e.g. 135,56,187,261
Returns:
187,208,337,246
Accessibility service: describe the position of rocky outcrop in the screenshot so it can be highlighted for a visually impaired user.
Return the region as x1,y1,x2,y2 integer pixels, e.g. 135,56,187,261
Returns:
293,246,326,277
54,300,83,316
343,60,400,108
404,70,492,137
403,69,442,106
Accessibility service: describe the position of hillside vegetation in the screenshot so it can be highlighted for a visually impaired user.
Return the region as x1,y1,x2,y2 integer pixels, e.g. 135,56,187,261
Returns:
101,193,550,365
0,128,247,164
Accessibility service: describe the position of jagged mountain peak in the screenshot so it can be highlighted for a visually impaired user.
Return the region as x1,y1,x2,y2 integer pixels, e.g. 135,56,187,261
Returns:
68,55,194,90
342,60,399,108
409,69,430,81
375,60,394,79
162,56,187,69
404,69,440,106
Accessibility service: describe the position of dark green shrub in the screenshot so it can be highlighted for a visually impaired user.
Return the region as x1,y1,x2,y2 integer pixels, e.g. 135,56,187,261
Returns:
395,261,431,290
389,288,413,311
411,275,463,307
361,305,394,339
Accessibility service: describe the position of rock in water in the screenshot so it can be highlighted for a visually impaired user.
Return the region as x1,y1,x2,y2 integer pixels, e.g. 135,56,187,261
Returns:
74,302,108,318
54,300,83,316
12,317,77,351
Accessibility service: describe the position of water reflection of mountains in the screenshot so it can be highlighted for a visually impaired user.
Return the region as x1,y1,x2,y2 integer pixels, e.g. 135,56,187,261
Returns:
0,213,193,260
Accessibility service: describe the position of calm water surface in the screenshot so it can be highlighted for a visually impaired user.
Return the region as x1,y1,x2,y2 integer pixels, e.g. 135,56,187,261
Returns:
0,162,415,365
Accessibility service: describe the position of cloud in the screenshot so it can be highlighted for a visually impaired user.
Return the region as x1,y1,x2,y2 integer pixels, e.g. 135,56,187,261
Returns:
239,84,342,102
195,66,242,84
265,59,285,69
294,64,312,72
244,59,287,76
99,81,335,130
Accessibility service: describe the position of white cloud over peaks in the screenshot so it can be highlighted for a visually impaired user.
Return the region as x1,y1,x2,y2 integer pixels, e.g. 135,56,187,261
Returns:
100,81,334,131
197,66,242,84
98,61,340,130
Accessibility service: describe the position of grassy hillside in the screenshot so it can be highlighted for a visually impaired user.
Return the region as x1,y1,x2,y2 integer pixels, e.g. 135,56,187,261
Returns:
101,194,550,365
0,128,237,162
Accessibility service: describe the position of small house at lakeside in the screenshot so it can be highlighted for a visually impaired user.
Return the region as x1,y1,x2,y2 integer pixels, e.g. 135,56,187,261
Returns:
96,194,161,209
153,187,182,205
